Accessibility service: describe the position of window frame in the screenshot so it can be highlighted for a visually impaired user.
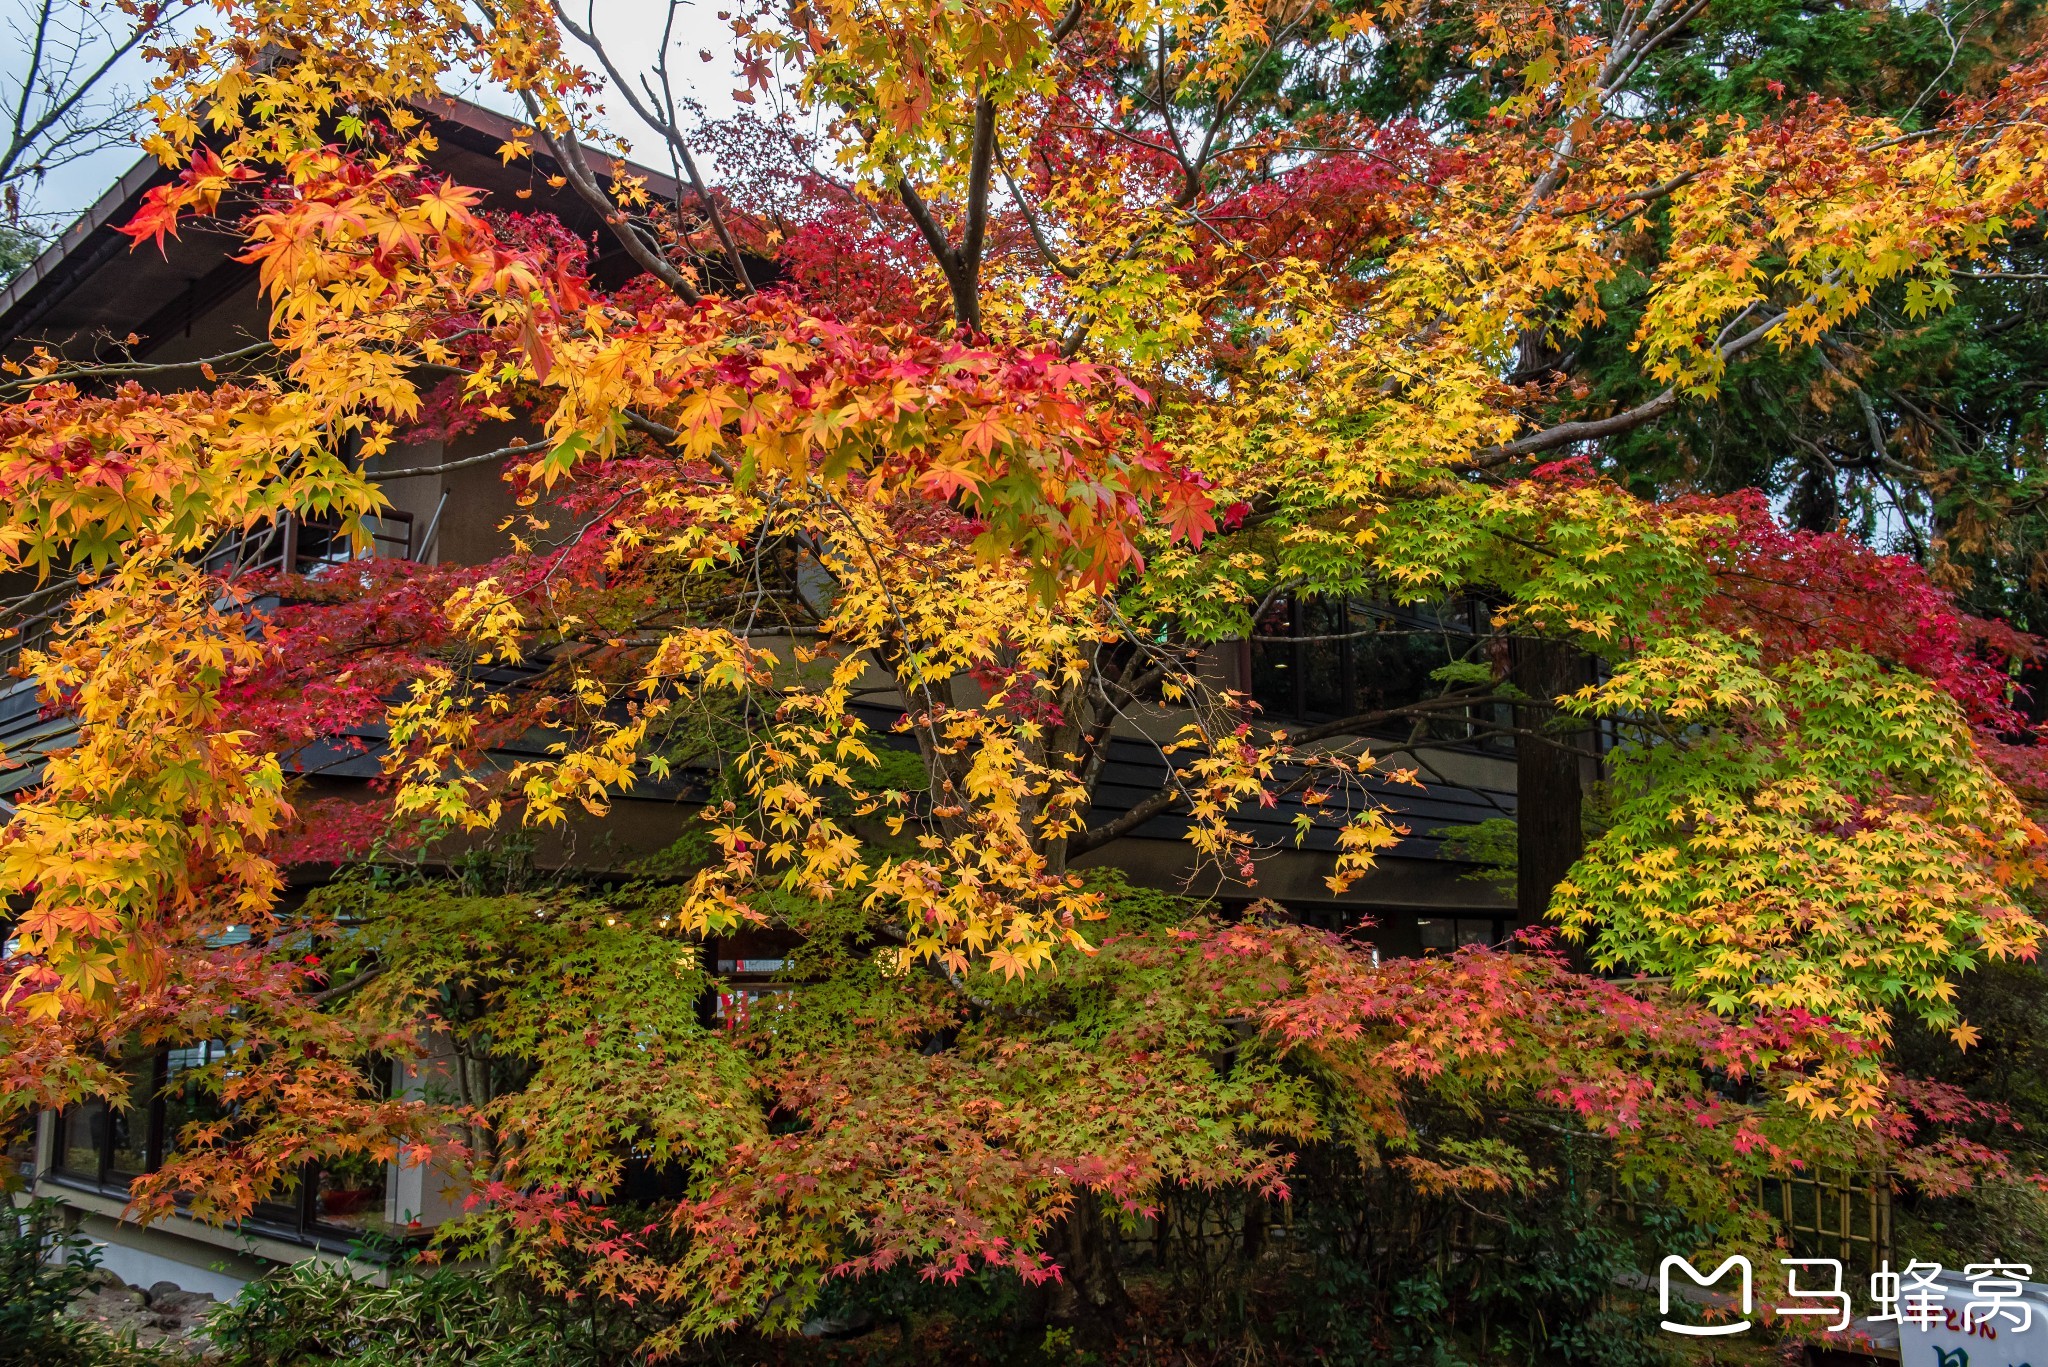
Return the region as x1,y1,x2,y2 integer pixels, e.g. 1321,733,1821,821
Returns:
45,1046,410,1252
51,1051,165,1189
1245,594,1513,751
1414,914,1512,953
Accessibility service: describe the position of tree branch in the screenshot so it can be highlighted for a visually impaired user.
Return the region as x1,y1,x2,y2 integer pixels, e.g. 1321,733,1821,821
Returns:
368,441,551,482
956,95,997,329
1466,309,1786,467
551,0,754,294
995,137,1079,280
1068,782,1187,857
519,95,701,303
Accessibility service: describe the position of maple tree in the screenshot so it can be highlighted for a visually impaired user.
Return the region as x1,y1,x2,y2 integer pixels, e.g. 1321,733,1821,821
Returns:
2,0,2048,1353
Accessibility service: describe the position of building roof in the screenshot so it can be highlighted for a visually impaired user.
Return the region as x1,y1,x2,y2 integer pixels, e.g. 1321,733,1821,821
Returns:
0,93,686,356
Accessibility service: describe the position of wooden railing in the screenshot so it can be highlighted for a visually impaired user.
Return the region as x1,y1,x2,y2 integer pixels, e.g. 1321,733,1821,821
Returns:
2,494,446,679
1761,1167,1893,1277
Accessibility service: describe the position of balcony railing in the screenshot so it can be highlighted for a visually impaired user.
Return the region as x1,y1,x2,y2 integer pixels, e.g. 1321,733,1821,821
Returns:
206,503,433,577
0,495,447,683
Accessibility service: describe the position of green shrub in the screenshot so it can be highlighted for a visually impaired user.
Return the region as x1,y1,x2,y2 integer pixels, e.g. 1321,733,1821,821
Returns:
0,1197,173,1367
202,1259,648,1367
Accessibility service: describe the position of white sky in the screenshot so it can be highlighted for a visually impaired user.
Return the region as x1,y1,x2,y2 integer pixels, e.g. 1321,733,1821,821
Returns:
8,0,748,230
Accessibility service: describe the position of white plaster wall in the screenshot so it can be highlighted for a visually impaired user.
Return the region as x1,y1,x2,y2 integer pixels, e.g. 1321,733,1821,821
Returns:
81,1237,250,1302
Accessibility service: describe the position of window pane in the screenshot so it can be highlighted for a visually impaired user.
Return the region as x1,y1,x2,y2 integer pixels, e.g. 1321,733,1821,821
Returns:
1247,599,1297,717
5,1117,36,1179
1456,920,1496,948
716,929,803,979
162,1042,228,1161
1250,596,1495,733
1354,616,1454,721
1471,699,1516,752
713,985,796,1027
60,1103,106,1178
310,1058,398,1235
1299,598,1347,717
1416,918,1454,952
714,956,788,975
105,1052,157,1181
107,1101,149,1182
313,1152,394,1234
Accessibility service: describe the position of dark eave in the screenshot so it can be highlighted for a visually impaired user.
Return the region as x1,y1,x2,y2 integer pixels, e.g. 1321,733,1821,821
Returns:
0,93,699,358
0,152,175,349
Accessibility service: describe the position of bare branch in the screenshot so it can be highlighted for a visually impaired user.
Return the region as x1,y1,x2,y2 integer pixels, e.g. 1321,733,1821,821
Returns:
1067,781,1187,857
368,441,550,482
0,339,278,392
994,136,1079,280
515,87,702,303
551,0,755,294
0,0,196,195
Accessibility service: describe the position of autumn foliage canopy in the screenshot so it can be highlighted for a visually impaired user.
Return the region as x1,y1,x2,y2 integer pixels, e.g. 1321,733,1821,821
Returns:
3,0,2048,1348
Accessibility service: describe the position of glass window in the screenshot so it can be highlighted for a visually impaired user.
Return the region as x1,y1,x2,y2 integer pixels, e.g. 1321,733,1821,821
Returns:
712,985,797,1028
1353,617,1455,717
1298,597,1348,717
714,957,787,974
5,1117,36,1179
44,1039,415,1250
1415,917,1503,954
310,1059,395,1235
716,928,801,969
59,1102,106,1179
1248,599,1297,714
161,1042,229,1161
313,1152,393,1234
1248,596,1502,748
107,1101,150,1183
107,1052,157,1182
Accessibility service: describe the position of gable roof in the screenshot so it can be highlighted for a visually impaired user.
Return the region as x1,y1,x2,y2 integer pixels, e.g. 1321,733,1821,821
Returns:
0,94,685,356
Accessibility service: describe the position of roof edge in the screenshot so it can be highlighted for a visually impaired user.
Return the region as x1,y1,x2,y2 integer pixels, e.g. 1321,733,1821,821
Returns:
0,153,169,341
0,91,684,342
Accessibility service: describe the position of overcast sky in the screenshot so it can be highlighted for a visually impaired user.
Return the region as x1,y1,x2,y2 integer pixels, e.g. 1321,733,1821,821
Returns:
7,0,747,231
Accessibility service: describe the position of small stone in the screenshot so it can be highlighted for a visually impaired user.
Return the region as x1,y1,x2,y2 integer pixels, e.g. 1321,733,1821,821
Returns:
149,1288,216,1316
65,1285,145,1318
800,1311,878,1340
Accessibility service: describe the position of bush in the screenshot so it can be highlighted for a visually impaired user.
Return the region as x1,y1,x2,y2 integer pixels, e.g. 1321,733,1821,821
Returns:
0,1196,171,1367
202,1260,649,1367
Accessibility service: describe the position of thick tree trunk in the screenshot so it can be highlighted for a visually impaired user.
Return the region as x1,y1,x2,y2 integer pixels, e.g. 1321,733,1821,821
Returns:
1514,636,1586,923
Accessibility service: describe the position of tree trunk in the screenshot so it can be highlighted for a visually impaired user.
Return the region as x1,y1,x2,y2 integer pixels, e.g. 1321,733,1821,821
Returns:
1047,1193,1132,1327
1514,636,1586,923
